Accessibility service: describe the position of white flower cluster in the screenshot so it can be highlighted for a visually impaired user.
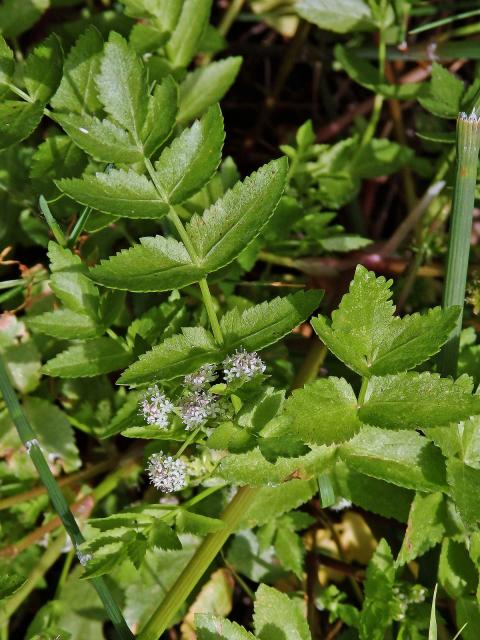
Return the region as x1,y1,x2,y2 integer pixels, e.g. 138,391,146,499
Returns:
184,364,217,388
180,390,218,430
222,348,266,382
147,452,187,493
140,385,174,428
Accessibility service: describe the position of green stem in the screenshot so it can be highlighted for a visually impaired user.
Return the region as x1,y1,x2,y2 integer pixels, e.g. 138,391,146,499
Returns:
39,195,67,246
175,427,201,458
0,356,135,640
357,377,369,405
438,112,480,377
198,278,224,344
138,485,256,640
68,206,92,246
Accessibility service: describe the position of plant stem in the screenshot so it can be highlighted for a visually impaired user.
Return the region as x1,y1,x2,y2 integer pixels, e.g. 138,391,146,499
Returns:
357,377,369,405
198,278,224,344
0,356,135,640
138,485,256,640
68,206,92,246
438,112,480,377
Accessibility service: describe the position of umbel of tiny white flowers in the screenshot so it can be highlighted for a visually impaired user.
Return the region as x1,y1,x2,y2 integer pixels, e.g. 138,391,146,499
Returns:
184,363,217,388
147,452,187,493
180,390,218,431
222,348,266,382
140,384,174,428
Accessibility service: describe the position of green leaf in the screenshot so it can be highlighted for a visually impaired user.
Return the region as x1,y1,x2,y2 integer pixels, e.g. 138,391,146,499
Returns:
0,573,26,600
27,309,102,340
439,539,477,599
177,57,242,124
118,327,217,385
149,520,182,551
166,0,212,68
54,113,142,163
447,458,480,529
42,338,133,378
24,34,63,104
419,62,464,119
222,290,323,353
0,36,14,89
312,265,460,376
296,0,373,34
196,614,256,640
0,0,49,39
51,26,103,115
240,480,316,528
253,584,311,640
359,372,480,429
142,75,177,157
30,135,87,185
0,101,44,149
340,426,447,492
176,510,225,535
274,526,304,578
57,168,169,219
360,539,395,640
90,236,203,293
285,377,361,445
96,32,147,137
154,104,224,204
456,598,480,640
187,157,288,271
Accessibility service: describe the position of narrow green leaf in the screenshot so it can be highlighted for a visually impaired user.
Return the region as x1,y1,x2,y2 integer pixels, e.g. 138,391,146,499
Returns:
0,101,44,149
142,75,177,157
285,377,361,445
166,0,212,68
57,168,169,219
359,372,480,429
340,426,447,492
24,34,63,104
42,338,133,378
54,113,142,163
429,585,438,640
177,57,242,124
154,104,224,204
51,26,103,115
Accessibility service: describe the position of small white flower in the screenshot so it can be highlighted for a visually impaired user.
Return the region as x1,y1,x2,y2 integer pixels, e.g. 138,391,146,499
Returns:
330,498,352,512
140,385,174,429
184,364,217,389
180,390,218,430
222,348,266,382
147,453,187,493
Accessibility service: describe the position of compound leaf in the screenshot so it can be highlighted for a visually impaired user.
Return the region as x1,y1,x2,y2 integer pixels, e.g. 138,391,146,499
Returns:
24,34,63,104
42,338,133,378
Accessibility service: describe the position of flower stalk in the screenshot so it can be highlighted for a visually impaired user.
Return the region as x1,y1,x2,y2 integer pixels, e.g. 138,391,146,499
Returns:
438,111,480,377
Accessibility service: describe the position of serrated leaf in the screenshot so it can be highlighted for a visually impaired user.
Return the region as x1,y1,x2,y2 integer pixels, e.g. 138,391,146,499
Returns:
359,372,480,429
195,614,255,640
24,34,63,104
57,168,168,219
439,539,477,599
96,32,147,137
0,36,14,87
360,539,395,640
149,520,182,550
0,101,44,149
296,0,373,34
312,265,461,376
166,0,212,68
178,57,242,124
176,510,225,535
254,584,311,640
51,26,103,114
42,338,133,378
142,75,177,156
285,377,361,445
27,309,102,339
0,0,49,39
187,157,288,270
222,290,323,352
274,527,304,578
240,481,316,528
54,113,142,163
419,62,464,119
447,458,480,529
340,426,447,492
30,135,87,184
154,104,224,204
118,326,217,385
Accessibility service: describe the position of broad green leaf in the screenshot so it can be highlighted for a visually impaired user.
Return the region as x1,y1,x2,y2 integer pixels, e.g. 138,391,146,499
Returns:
196,614,255,640
23,34,63,104
176,510,225,535
359,372,480,429
42,338,133,378
96,32,147,137
117,327,217,385
51,26,103,114
129,23,169,55
340,426,447,492
296,0,373,34
360,539,395,640
187,157,288,271
312,265,460,376
240,480,316,528
142,75,177,157
439,539,477,599
178,57,242,124
221,290,323,353
30,135,87,185
57,168,169,219
253,584,311,640
419,62,464,119
27,309,102,340
155,104,224,204
456,598,480,640
274,526,304,578
285,377,361,445
0,0,49,38
54,113,142,163
352,138,414,179
396,493,450,566
0,101,44,149
166,0,212,68
90,236,204,292
447,458,480,529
